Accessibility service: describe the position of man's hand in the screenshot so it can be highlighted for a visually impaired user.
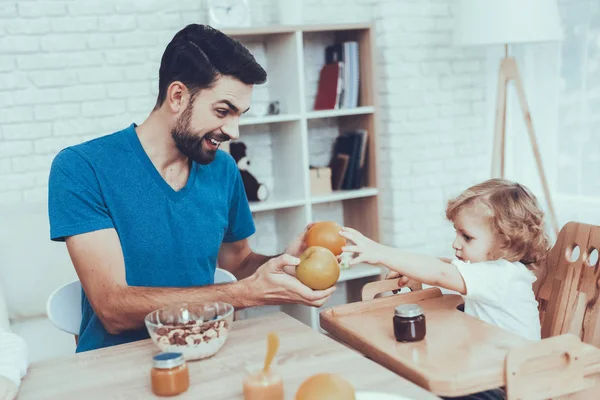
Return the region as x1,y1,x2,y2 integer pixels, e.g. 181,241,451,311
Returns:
284,223,316,258
0,376,17,400
245,253,335,308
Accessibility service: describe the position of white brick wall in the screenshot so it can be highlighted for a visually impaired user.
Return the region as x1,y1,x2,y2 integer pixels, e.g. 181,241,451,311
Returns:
4,0,591,258
553,0,600,225
374,0,488,256
0,0,487,257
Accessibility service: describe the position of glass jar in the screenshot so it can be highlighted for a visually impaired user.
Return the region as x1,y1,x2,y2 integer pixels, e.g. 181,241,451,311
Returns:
242,365,284,400
151,352,190,397
393,304,426,342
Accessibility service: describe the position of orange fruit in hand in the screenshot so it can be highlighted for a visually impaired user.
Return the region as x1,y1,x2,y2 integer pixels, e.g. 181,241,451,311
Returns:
295,373,355,400
296,246,340,290
306,221,346,256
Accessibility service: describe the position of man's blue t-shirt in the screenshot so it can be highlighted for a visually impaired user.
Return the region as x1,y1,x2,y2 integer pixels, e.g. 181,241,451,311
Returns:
48,123,255,352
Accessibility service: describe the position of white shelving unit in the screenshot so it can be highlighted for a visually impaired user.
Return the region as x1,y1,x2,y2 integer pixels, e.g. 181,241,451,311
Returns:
223,23,383,330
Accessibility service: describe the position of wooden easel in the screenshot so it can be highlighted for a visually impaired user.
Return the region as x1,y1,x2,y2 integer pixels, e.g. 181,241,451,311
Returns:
492,46,559,236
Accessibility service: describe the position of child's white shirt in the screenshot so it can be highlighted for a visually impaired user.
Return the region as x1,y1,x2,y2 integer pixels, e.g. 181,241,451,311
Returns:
452,258,541,341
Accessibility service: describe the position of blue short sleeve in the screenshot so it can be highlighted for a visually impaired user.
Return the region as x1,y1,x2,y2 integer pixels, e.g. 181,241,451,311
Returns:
48,149,114,242
222,164,255,243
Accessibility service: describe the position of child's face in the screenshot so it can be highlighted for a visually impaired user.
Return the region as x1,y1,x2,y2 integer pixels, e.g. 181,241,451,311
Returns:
451,203,496,263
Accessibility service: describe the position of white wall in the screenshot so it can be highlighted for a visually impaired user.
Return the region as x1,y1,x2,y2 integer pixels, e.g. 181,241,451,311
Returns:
554,0,600,226
0,0,490,259
4,0,596,256
485,0,600,233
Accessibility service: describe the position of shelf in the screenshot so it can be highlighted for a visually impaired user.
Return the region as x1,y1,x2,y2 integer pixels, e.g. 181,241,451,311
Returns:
222,22,372,38
310,187,378,204
240,114,302,126
306,106,375,120
249,198,306,213
338,264,383,282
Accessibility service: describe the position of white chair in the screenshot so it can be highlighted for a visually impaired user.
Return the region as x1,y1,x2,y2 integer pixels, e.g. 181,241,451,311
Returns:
46,268,238,336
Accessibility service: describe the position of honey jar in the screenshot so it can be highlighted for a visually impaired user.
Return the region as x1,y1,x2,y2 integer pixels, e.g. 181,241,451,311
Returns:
242,365,284,400
151,352,190,397
393,304,426,342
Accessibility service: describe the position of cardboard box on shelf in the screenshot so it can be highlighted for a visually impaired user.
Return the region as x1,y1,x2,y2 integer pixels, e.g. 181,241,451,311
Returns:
310,167,332,196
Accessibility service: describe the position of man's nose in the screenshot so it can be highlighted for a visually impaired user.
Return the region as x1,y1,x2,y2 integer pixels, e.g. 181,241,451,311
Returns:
221,118,240,140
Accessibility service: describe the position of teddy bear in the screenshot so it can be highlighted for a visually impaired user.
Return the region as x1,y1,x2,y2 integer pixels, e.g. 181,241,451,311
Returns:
229,142,269,202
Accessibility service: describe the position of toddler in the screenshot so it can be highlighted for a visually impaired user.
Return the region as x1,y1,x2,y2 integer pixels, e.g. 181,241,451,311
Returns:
340,179,550,399
341,178,549,342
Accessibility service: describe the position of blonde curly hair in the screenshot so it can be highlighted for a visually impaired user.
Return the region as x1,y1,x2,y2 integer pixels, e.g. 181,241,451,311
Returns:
445,179,550,267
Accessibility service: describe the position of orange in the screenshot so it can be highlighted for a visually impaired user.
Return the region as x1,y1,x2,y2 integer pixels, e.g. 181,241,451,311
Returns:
296,246,340,290
306,221,346,256
295,373,355,400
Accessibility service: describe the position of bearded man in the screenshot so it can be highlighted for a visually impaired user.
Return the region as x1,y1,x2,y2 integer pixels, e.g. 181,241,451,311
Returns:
48,24,334,352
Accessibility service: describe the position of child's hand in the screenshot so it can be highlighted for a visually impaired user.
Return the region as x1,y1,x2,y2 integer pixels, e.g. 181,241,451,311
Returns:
339,227,388,266
385,270,410,286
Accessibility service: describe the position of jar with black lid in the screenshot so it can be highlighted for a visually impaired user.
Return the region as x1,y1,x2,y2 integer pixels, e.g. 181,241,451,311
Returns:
393,304,426,342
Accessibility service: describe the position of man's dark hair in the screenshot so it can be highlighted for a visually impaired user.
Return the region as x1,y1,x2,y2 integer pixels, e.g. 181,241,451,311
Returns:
154,24,267,109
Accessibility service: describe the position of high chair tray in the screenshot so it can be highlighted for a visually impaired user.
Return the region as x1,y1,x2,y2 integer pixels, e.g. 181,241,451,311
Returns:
319,288,600,397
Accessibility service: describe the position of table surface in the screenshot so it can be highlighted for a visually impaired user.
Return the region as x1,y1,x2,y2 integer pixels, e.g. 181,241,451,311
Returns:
320,289,600,397
17,312,439,400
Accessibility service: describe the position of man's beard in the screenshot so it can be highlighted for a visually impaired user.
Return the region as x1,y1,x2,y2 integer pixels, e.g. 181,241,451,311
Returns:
171,103,226,165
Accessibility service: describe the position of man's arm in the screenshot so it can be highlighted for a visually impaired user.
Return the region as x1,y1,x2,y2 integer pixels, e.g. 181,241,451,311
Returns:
67,229,334,335
217,239,280,280
66,229,259,335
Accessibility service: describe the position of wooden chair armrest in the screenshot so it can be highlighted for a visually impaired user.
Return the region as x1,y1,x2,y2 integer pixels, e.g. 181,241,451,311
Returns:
361,278,423,301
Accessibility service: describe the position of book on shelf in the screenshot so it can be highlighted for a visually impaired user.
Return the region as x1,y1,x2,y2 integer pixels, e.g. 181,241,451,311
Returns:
313,62,343,110
314,41,360,110
329,129,368,190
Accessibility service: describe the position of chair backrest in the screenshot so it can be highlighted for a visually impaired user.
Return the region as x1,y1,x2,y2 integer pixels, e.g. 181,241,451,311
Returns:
213,268,237,284
535,222,600,345
46,268,238,336
46,280,82,336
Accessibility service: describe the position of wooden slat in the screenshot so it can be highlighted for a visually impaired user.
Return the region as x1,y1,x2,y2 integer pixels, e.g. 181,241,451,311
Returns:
362,278,424,301
331,287,443,317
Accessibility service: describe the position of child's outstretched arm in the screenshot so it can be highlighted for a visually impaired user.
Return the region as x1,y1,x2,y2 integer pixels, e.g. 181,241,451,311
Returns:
340,227,467,294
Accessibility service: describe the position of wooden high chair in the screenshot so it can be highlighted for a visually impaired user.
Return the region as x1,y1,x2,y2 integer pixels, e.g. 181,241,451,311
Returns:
362,221,600,345
359,221,600,399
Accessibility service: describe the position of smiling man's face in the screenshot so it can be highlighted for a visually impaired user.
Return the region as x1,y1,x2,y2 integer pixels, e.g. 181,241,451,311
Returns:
171,75,252,164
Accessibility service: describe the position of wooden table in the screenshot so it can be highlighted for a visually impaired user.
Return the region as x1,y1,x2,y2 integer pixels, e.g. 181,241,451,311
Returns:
320,288,600,397
18,312,439,400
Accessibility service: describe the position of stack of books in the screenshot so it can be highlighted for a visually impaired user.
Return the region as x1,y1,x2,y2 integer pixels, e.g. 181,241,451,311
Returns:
313,41,360,110
329,129,368,190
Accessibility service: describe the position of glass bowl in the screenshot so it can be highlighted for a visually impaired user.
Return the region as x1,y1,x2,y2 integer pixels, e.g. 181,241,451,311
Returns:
145,302,234,360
